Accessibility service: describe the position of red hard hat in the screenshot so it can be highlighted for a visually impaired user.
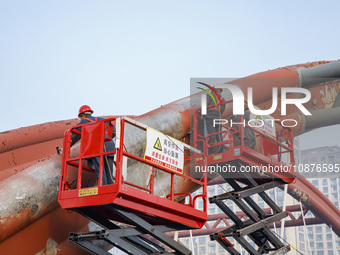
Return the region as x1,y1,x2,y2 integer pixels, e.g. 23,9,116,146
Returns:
78,105,93,117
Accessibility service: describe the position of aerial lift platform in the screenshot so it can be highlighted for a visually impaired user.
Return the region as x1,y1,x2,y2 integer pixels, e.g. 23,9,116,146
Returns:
58,101,295,254
58,117,207,255
192,100,295,254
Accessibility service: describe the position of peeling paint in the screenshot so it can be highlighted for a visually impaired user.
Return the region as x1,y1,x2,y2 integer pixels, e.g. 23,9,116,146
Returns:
0,159,61,241
291,188,312,206
35,238,59,255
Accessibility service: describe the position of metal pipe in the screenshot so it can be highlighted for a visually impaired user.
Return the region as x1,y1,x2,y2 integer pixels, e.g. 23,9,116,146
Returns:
304,106,340,132
0,156,61,242
299,60,340,88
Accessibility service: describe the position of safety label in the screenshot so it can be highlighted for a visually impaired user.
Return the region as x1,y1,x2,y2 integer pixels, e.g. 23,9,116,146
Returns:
144,127,184,173
250,113,276,140
78,187,98,197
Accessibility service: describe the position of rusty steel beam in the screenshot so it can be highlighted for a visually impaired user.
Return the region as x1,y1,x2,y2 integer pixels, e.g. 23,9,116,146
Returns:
168,205,324,238
288,175,340,237
168,218,324,239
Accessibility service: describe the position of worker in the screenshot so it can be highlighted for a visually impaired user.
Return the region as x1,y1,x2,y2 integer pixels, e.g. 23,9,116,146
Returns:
231,106,256,150
205,88,226,154
71,105,116,185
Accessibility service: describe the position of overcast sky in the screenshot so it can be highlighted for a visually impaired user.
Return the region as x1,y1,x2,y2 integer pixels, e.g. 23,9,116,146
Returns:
1,0,339,150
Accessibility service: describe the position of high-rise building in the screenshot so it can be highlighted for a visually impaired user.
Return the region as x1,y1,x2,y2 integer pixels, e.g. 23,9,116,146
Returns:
295,146,340,255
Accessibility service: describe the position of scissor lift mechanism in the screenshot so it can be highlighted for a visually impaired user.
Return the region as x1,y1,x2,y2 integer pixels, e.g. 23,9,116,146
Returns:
69,205,193,255
193,100,295,254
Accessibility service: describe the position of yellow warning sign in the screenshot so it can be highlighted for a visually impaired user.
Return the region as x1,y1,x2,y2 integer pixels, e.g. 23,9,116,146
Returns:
251,113,276,139
144,127,184,173
153,137,162,151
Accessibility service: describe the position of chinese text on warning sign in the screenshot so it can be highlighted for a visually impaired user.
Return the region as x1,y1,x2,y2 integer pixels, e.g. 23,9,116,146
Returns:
144,128,184,173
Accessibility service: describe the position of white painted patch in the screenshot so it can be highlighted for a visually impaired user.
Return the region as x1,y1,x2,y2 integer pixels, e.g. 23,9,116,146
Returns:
35,238,59,255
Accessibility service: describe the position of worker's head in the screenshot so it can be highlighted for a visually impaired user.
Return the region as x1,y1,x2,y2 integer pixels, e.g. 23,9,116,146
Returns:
215,88,223,94
244,105,249,111
78,105,93,119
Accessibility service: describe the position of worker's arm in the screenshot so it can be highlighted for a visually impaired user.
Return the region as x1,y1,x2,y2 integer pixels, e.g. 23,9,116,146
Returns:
71,131,80,147
220,98,226,113
70,120,85,147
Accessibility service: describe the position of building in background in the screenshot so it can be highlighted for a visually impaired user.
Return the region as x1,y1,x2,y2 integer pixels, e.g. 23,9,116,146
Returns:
296,146,340,255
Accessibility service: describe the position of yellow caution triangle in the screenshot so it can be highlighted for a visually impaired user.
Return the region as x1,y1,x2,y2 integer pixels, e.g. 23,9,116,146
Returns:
153,137,162,151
